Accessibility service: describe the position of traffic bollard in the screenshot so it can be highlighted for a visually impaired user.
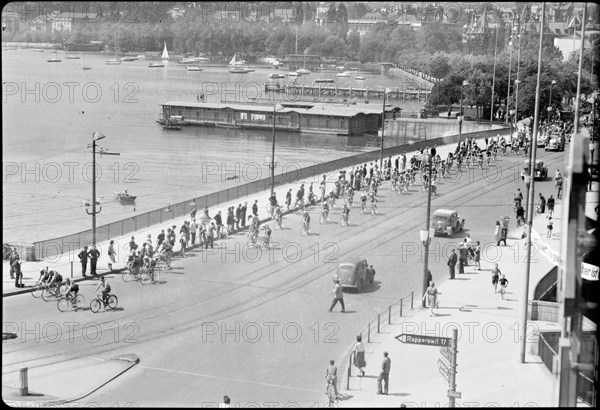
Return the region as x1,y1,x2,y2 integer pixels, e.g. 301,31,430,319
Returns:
388,306,391,324
377,314,380,333
19,367,28,396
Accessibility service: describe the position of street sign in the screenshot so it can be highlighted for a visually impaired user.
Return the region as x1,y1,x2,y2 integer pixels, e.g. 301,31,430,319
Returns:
396,334,450,347
440,346,451,361
438,359,450,381
447,390,462,399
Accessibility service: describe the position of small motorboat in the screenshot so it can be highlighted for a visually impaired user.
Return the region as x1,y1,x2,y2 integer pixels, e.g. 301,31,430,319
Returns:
268,73,285,79
65,54,80,59
187,66,203,71
297,68,311,75
106,59,122,65
215,122,241,129
149,62,165,68
121,56,137,61
229,66,249,74
354,76,366,80
337,71,351,77
288,71,299,77
47,51,61,63
163,122,182,130
114,191,136,203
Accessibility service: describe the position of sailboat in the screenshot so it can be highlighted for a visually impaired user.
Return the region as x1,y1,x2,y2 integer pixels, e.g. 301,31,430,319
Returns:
161,41,169,60
106,36,122,65
46,50,61,62
81,59,91,70
228,53,250,73
296,54,311,75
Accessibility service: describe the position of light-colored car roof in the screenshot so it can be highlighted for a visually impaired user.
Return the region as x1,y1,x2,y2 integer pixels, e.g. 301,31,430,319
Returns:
339,256,367,266
433,209,457,217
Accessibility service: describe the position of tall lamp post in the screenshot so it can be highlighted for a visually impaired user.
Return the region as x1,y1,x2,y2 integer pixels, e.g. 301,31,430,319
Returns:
270,104,283,196
379,88,390,171
85,132,119,248
420,151,435,308
548,79,557,121
490,26,499,126
459,80,469,145
514,21,522,126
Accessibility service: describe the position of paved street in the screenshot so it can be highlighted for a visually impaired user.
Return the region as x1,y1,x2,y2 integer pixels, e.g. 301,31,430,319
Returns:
3,141,568,407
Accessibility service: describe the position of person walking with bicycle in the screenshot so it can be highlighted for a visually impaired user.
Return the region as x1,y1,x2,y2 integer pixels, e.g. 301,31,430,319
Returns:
325,359,340,400
95,276,111,306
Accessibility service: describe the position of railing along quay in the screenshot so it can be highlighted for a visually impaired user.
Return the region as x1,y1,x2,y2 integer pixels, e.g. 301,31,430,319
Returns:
345,291,415,389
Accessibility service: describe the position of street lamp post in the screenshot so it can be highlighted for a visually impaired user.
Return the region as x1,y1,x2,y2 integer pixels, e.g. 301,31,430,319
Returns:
271,105,276,196
506,38,513,125
379,89,390,171
459,81,468,145
490,26,499,126
421,152,435,308
514,21,522,125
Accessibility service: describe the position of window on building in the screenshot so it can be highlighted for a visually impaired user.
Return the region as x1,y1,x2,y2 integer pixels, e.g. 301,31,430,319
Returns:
251,114,266,121
240,112,248,120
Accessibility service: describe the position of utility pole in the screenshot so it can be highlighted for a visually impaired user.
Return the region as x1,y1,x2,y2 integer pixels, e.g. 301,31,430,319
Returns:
573,3,587,135
490,26,498,126
422,152,433,308
271,104,276,196
379,90,388,171
520,1,545,364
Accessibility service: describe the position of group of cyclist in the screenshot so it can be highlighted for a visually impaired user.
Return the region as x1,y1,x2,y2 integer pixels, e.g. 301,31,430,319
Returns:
36,266,111,310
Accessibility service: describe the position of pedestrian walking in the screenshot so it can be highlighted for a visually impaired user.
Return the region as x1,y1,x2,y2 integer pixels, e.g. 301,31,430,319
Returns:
286,189,292,210
78,245,89,277
422,281,440,316
235,204,242,230
252,200,259,216
107,240,116,271
190,219,197,246
325,359,339,399
353,335,366,376
538,193,546,214
157,229,165,247
189,199,197,220
12,254,23,288
219,395,231,408
214,211,223,237
546,216,554,238
88,245,100,275
329,279,345,312
241,202,248,227
491,263,501,293
474,241,481,270
128,236,136,252
547,195,555,217
457,243,467,273
499,274,509,299
377,351,391,395
205,222,215,249
9,250,18,279
447,248,457,279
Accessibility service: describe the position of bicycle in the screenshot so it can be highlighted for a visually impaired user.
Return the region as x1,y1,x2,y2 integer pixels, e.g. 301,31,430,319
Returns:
301,220,310,236
42,281,66,301
90,292,118,313
141,264,160,285
326,378,338,408
57,292,85,312
320,210,330,224
370,202,378,216
154,252,172,270
274,213,283,230
340,213,349,227
123,261,142,282
32,280,50,299
219,225,229,239
360,200,367,214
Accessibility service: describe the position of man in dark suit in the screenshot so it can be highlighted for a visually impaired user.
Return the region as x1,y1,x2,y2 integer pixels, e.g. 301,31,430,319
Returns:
78,245,89,277
235,204,242,230
458,243,468,274
448,249,457,279
241,202,248,227
88,245,100,275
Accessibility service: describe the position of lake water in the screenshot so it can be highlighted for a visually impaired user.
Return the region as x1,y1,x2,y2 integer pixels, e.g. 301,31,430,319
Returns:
2,49,424,243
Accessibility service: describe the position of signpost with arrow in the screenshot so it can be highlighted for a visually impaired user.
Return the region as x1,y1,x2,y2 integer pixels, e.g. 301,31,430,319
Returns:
396,330,460,407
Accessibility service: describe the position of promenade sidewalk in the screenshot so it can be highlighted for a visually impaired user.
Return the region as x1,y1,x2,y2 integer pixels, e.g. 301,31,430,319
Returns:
2,133,503,297
2,354,139,407
339,197,566,407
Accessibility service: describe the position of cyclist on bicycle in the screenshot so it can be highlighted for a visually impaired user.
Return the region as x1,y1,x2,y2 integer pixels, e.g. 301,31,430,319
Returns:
341,204,350,224
347,187,354,205
274,205,283,227
48,270,63,287
38,268,52,285
514,189,523,208
360,191,367,212
498,274,509,299
95,276,111,305
368,191,378,214
64,278,80,307
302,210,311,233
321,201,329,220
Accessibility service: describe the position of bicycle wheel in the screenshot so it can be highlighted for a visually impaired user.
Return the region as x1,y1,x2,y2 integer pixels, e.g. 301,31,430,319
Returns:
31,285,43,298
57,298,69,312
141,272,151,285
122,270,134,282
42,287,58,301
90,298,101,313
75,294,85,308
153,270,160,282
320,215,326,224
107,295,118,309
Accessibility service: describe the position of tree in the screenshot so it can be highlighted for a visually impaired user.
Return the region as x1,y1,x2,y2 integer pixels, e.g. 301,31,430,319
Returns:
336,2,349,39
346,30,360,60
428,52,450,79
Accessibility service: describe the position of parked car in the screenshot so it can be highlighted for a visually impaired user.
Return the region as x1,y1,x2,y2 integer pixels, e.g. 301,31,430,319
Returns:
431,209,465,237
334,257,375,293
521,159,548,180
545,133,565,151
537,132,548,147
